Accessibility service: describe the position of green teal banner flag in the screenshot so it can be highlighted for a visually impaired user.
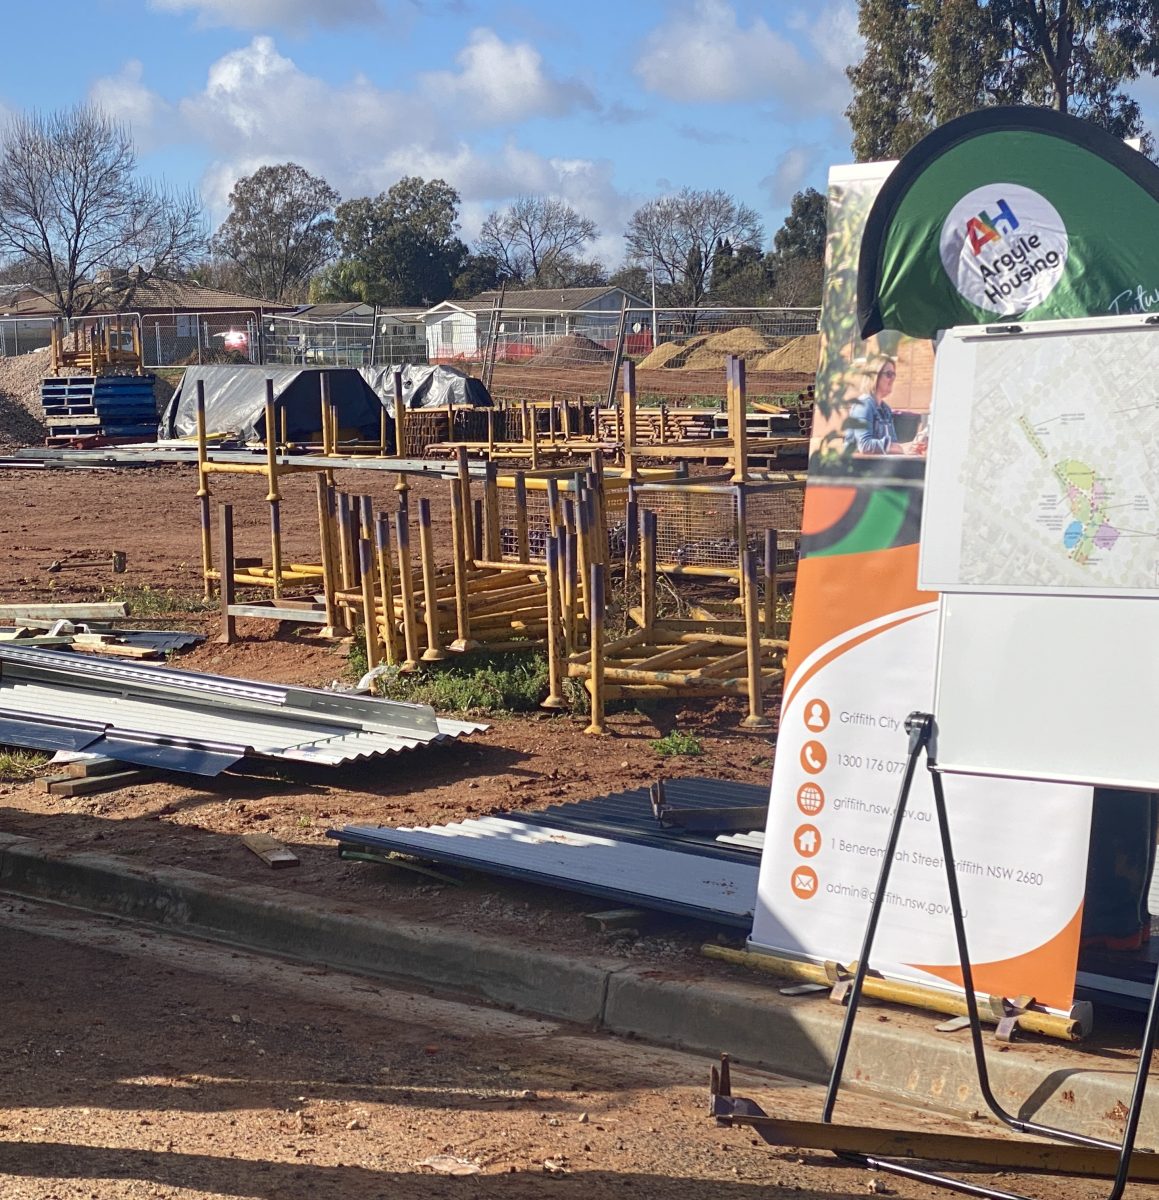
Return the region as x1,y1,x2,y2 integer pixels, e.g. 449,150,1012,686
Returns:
858,106,1159,339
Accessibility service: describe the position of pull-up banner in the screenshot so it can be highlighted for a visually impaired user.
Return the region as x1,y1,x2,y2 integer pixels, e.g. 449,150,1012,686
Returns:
748,107,1159,1014
858,106,1159,340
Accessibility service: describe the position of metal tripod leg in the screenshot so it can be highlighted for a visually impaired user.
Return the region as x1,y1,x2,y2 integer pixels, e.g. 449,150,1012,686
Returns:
928,753,1159,1199
822,709,1159,1199
822,710,933,1123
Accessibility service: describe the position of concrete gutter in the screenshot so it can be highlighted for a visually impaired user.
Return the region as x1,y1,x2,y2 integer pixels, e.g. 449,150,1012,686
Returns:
0,830,1145,1146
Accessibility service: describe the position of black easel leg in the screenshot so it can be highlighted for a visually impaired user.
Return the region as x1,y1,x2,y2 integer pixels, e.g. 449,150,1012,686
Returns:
822,712,933,1123
929,746,1159,1199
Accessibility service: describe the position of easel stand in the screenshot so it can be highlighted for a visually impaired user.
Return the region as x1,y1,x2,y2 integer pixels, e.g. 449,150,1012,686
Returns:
823,711,1159,1199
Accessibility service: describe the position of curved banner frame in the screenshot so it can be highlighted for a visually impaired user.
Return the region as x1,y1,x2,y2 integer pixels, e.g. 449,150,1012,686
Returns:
858,106,1159,339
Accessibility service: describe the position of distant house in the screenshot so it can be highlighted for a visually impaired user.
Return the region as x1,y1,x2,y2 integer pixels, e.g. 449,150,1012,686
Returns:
421,286,651,363
4,276,296,364
266,301,426,366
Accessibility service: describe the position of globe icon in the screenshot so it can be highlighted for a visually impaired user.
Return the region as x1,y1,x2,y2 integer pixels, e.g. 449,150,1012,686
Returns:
797,782,825,815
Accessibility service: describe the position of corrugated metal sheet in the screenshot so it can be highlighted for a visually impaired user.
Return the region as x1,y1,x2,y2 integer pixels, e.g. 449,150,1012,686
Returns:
0,646,484,775
493,777,768,862
331,816,758,925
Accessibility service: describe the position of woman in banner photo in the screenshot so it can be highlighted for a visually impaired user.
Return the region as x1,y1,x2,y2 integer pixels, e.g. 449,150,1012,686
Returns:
843,354,925,455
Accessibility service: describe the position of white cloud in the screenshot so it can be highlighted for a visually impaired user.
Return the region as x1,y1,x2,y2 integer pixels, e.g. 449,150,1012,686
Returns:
88,60,174,151
761,144,824,209
179,37,428,173
420,29,595,125
148,0,381,30
162,35,628,254
635,0,852,112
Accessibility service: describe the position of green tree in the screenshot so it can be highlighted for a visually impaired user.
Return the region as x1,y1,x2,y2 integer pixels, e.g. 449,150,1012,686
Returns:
452,252,505,298
210,162,338,303
847,0,1159,161
334,176,466,306
624,188,764,310
0,105,204,316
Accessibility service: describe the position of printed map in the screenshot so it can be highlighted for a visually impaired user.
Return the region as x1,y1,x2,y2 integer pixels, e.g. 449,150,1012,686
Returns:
956,330,1159,591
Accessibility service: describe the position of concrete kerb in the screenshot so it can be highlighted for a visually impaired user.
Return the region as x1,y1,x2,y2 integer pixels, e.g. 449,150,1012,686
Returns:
0,830,1149,1146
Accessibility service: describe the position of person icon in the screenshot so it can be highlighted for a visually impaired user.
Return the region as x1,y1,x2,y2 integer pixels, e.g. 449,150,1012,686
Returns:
804,698,830,731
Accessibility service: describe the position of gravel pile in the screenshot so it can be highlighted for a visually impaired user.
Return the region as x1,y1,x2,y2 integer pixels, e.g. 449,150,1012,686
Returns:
0,348,55,447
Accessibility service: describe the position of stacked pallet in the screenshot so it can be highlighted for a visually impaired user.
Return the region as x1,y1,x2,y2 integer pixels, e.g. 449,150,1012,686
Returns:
40,374,158,444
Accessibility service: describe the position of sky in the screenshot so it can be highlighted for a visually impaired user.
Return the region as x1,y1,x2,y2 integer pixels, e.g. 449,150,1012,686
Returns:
0,0,864,271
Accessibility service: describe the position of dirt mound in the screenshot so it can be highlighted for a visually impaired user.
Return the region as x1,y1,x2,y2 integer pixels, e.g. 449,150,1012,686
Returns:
704,326,771,354
0,348,55,447
528,333,613,367
754,333,821,373
638,341,685,369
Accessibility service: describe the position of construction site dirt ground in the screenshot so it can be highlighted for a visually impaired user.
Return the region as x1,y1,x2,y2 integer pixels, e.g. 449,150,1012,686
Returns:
0,463,778,967
2,893,1113,1200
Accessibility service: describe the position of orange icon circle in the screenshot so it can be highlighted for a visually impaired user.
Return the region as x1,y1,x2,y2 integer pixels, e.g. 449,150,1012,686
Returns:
793,823,822,859
800,740,827,774
791,865,819,900
803,697,831,732
796,782,825,816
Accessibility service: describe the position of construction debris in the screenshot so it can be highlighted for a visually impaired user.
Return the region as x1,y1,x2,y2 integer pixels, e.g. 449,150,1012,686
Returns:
0,645,485,777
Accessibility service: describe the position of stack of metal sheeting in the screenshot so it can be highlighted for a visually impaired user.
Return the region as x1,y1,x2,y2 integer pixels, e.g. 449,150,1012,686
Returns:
330,777,768,926
0,646,484,777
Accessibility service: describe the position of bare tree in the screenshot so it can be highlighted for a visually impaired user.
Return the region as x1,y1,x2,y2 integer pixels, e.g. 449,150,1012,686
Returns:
476,196,598,285
624,188,763,310
0,105,205,317
211,163,339,303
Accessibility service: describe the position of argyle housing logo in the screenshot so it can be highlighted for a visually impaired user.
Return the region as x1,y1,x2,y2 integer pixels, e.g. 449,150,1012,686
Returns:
939,183,1069,315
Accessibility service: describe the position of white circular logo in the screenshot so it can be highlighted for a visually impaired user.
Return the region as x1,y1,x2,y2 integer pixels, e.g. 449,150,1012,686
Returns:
938,183,1068,315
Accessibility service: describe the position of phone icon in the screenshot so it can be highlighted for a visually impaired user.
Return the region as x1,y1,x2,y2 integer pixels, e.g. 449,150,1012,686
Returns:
800,740,827,774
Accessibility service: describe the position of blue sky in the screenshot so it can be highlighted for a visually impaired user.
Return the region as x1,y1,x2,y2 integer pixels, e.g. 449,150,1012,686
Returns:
2,0,865,268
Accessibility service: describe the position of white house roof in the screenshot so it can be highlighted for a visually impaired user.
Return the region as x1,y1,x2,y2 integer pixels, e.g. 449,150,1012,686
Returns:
422,286,648,319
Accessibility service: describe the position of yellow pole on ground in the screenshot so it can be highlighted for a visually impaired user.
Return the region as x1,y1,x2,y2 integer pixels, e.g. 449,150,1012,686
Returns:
374,512,401,665
315,476,342,638
394,508,421,670
418,497,447,662
393,369,407,458
730,355,748,484
741,549,772,730
359,534,381,670
483,460,501,562
264,379,283,600
621,360,637,480
448,483,477,653
640,508,657,636
543,532,565,710
195,380,213,598
585,561,606,735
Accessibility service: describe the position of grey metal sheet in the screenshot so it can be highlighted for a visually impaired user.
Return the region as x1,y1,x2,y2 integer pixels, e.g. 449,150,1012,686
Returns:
330,817,758,926
0,647,484,773
83,737,243,777
0,715,103,753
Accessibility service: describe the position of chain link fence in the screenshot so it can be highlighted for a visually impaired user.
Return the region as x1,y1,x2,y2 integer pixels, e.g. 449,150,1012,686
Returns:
263,313,427,367
0,317,55,357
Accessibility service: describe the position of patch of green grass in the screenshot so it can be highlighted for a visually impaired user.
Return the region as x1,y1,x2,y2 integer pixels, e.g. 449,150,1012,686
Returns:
650,730,704,757
368,649,552,717
101,583,214,617
0,748,49,781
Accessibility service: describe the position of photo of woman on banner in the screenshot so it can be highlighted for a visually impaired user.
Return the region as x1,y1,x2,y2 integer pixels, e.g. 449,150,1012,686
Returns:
843,354,926,455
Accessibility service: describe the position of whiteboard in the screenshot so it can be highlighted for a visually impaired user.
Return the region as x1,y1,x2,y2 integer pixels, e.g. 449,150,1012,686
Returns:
924,316,1159,788
920,316,1159,598
933,591,1159,789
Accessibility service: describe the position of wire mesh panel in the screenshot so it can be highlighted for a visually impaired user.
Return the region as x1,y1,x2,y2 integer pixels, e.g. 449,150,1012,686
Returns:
496,485,553,561
0,317,54,357
635,481,804,576
141,311,260,367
